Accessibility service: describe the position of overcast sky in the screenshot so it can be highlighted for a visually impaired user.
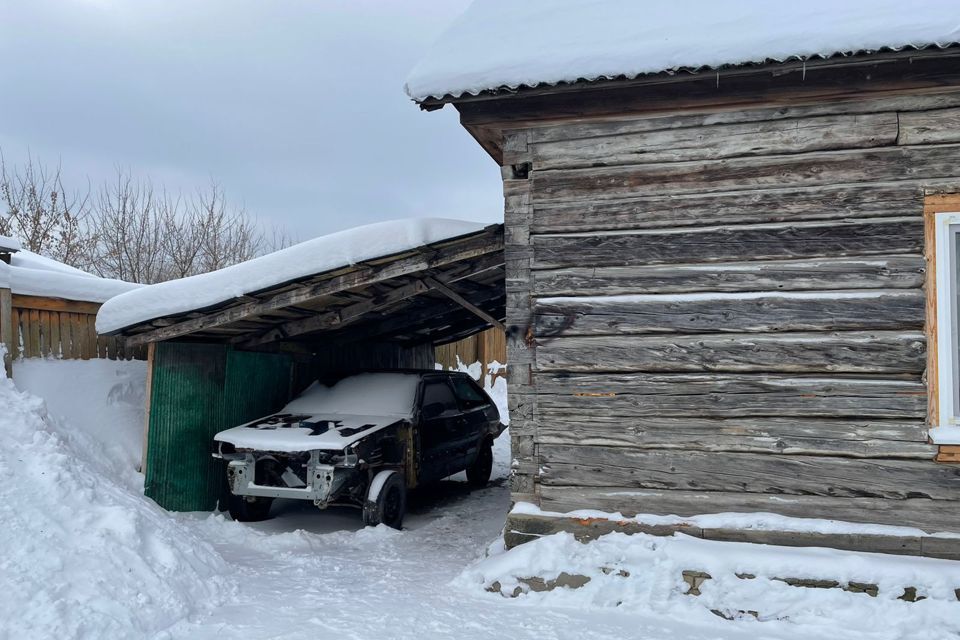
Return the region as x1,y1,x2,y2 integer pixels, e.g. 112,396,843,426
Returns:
0,0,500,240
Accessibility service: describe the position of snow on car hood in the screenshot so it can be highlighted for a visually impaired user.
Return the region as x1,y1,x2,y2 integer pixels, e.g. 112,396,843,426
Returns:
214,413,404,453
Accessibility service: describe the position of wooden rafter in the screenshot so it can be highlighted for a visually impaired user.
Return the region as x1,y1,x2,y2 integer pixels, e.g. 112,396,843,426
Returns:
423,277,506,332
237,257,504,348
120,226,503,347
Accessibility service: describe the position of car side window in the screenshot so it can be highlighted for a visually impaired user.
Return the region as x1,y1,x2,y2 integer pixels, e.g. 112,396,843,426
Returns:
421,380,459,417
450,377,487,410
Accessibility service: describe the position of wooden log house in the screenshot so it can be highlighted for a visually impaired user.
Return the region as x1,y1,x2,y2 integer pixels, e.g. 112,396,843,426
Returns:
407,2,960,557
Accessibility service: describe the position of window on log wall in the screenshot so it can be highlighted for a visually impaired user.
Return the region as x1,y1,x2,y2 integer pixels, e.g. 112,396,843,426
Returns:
927,194,960,448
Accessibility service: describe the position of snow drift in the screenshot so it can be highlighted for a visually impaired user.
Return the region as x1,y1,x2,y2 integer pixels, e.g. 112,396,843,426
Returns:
0,371,234,637
462,531,960,638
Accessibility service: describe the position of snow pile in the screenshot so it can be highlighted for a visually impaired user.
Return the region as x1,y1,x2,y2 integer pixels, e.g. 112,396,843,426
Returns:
460,531,960,638
0,373,234,637
98,217,489,334
405,0,960,101
0,234,22,252
0,247,139,302
14,358,149,486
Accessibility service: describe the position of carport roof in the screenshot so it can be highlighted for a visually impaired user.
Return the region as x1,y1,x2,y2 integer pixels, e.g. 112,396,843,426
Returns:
98,219,504,350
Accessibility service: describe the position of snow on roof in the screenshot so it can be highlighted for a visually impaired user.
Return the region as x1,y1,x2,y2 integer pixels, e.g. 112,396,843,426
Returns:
0,235,22,253
405,0,960,102
97,217,489,335
0,248,140,303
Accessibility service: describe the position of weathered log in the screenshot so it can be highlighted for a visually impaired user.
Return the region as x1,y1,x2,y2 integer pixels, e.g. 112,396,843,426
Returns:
531,112,898,169
898,107,960,146
535,331,926,374
535,290,924,336
536,414,933,458
523,91,960,145
534,373,927,419
537,486,960,536
532,143,960,201
532,256,925,296
531,181,929,232
539,446,960,500
532,217,922,269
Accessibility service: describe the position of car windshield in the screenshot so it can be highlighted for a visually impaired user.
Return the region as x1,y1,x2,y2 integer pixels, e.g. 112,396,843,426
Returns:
282,373,420,418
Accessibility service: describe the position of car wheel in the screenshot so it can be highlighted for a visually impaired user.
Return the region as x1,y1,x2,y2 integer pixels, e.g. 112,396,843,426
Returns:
228,494,273,522
466,439,493,488
363,470,406,530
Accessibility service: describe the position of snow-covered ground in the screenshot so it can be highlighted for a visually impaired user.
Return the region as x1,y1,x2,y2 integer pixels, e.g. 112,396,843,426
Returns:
4,358,959,640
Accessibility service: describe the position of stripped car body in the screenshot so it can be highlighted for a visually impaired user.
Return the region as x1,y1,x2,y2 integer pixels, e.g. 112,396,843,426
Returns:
213,370,504,526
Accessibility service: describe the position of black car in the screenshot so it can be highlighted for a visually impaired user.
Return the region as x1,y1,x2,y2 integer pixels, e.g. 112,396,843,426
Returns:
212,370,505,528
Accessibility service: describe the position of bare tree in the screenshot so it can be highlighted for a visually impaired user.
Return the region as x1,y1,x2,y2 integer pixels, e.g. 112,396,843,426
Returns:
1,157,290,284
0,152,91,265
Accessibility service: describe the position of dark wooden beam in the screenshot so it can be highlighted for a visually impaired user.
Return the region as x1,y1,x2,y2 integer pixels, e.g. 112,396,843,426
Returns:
120,225,503,346
423,277,506,332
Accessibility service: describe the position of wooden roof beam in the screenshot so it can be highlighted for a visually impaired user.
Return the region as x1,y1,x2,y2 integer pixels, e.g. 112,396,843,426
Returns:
423,277,505,333
120,225,503,347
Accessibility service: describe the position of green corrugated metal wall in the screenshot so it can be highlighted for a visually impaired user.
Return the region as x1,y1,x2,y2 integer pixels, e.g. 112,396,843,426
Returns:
144,342,292,511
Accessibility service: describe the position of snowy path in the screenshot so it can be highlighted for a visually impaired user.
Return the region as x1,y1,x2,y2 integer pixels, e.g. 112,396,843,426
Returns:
161,479,802,640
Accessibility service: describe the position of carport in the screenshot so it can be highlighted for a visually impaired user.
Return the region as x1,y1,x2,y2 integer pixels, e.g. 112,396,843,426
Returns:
96,219,504,511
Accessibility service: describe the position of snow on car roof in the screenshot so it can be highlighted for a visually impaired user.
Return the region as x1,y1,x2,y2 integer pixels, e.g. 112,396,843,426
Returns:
284,372,424,418
96,217,487,335
405,0,960,102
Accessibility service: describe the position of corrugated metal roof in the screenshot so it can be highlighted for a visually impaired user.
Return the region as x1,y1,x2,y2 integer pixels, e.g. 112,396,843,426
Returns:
405,0,960,103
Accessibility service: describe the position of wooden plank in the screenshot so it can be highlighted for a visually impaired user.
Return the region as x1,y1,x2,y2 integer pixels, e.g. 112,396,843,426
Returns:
0,288,12,378
424,277,506,333
535,290,924,336
70,313,84,360
532,144,960,202
536,414,933,459
85,314,97,360
531,112,899,170
539,446,960,499
141,342,155,474
11,294,101,315
122,227,504,346
26,309,40,358
522,90,960,145
530,182,931,234
49,311,61,358
936,446,960,464
538,486,960,535
532,217,922,269
59,311,72,359
533,255,925,297
534,373,927,419
899,107,960,145
536,331,926,374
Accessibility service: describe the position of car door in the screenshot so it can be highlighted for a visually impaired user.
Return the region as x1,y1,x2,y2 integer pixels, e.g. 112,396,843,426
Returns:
417,376,462,482
448,374,493,470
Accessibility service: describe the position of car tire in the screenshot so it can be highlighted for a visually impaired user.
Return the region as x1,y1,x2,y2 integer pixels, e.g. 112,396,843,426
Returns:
363,470,406,530
466,439,493,488
228,494,273,522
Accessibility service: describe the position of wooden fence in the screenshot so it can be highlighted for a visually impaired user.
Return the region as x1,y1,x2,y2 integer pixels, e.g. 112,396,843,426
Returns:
435,328,507,380
1,293,146,369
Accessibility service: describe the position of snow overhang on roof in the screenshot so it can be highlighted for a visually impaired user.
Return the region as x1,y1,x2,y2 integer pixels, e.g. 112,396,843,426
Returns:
0,234,22,254
404,0,960,104
97,218,505,350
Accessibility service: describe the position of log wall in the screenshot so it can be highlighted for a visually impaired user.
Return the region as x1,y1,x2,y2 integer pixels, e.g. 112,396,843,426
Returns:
500,88,960,534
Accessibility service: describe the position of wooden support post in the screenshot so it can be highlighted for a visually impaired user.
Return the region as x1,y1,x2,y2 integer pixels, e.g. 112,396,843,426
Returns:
0,287,12,379
424,277,506,333
140,342,156,474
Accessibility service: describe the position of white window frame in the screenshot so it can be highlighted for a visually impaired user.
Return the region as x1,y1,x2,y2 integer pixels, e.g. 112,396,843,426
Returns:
933,211,960,436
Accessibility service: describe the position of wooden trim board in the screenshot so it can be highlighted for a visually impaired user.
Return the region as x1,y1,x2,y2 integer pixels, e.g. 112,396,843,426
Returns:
924,194,960,430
